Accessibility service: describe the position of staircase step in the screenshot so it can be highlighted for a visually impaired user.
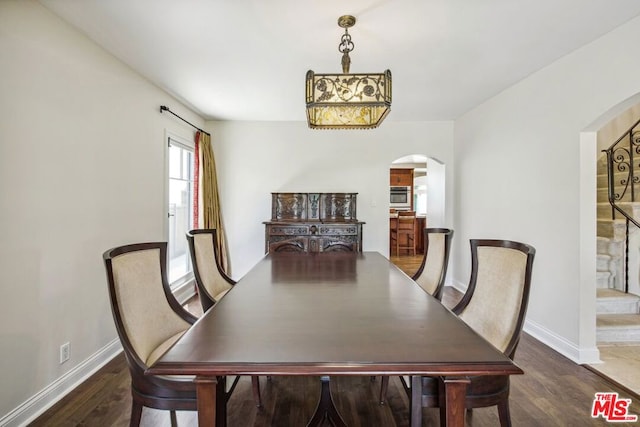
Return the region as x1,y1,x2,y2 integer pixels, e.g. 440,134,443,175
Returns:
597,271,613,289
597,156,607,174
597,171,633,187
597,236,623,256
597,254,611,271
597,219,627,240
597,236,611,254
597,186,640,204
597,313,640,343
598,201,640,222
596,289,640,314
597,202,612,219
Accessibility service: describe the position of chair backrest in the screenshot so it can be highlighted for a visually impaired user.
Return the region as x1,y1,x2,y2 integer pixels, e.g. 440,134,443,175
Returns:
412,228,453,299
397,211,416,231
453,239,535,359
103,242,195,370
186,229,235,311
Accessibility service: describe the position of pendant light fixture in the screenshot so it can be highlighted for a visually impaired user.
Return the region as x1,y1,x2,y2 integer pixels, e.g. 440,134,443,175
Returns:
305,15,392,129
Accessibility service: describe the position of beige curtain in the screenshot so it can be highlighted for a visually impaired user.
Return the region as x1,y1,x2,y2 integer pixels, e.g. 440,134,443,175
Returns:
197,131,230,273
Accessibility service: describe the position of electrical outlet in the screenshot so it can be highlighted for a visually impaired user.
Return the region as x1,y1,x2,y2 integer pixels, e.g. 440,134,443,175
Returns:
59,342,70,364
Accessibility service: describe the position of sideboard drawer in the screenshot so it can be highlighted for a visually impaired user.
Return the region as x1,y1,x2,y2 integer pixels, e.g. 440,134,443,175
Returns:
318,225,359,236
268,225,311,236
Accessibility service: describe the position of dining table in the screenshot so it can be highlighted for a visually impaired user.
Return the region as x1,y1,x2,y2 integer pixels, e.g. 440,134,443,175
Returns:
147,251,522,426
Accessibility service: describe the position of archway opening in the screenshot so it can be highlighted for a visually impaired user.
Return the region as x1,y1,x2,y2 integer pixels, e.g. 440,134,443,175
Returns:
388,154,446,275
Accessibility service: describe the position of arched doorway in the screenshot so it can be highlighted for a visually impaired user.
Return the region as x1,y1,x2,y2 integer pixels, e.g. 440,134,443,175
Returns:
389,154,446,275
579,93,640,390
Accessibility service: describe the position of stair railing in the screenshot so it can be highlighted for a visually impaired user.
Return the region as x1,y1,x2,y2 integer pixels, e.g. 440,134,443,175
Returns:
603,117,640,293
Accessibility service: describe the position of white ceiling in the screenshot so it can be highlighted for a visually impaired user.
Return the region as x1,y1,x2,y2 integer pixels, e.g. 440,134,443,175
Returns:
39,0,640,122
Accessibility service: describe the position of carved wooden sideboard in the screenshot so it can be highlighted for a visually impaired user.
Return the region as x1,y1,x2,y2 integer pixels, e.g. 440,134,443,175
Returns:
264,193,364,253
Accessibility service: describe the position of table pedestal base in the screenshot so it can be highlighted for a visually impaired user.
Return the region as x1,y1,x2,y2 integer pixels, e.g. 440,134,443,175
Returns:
306,376,347,427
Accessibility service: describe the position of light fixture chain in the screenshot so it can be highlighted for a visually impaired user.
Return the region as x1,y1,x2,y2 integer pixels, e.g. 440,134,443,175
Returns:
339,29,354,74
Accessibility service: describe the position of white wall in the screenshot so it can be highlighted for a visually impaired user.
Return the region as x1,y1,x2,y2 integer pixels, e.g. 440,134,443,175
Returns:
207,121,454,278
453,14,640,363
0,1,203,423
426,158,447,228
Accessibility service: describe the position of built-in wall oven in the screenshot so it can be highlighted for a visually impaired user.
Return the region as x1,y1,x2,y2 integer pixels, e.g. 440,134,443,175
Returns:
390,186,411,210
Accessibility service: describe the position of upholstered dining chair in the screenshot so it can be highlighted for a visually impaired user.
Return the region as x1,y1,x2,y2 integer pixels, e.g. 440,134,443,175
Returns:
400,239,535,427
186,229,235,312
186,228,263,407
378,228,454,404
103,242,240,426
412,228,454,300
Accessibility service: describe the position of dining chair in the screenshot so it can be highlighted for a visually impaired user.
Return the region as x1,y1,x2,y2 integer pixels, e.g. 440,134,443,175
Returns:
103,242,240,426
186,228,263,407
400,239,535,427
393,211,417,255
186,229,235,312
412,228,454,300
378,228,454,404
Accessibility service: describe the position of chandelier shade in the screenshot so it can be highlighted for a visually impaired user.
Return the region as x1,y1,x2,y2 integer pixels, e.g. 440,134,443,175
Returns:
305,70,392,129
305,15,392,130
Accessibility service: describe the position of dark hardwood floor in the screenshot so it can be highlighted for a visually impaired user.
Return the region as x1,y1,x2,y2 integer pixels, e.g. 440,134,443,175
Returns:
29,255,640,426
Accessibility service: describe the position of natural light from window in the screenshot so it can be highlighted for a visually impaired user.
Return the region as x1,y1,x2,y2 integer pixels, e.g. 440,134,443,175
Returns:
168,137,195,286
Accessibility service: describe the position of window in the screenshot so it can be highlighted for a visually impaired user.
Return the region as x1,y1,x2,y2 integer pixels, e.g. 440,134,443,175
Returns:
167,135,195,287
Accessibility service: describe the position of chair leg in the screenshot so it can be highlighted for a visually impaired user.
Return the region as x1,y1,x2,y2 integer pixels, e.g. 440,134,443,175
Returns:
410,376,423,427
497,399,512,427
379,376,389,405
129,401,143,427
169,410,178,427
252,375,262,407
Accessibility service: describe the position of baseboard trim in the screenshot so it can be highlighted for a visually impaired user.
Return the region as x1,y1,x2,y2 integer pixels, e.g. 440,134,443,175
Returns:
0,339,122,427
448,279,467,294
524,319,601,364
2,285,197,427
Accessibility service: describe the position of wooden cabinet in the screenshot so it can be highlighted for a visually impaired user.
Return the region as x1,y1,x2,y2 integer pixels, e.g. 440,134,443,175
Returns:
390,168,413,186
264,193,364,253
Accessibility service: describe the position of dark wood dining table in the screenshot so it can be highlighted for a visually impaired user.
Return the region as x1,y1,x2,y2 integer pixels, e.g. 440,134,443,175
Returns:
147,251,522,426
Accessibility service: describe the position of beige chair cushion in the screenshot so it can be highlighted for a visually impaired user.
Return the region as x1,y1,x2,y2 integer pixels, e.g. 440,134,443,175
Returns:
214,288,230,302
458,246,527,353
112,248,191,367
194,233,233,299
146,330,186,366
415,233,445,295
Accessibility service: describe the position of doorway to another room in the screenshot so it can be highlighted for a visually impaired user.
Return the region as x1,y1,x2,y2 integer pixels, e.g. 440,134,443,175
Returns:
389,154,446,276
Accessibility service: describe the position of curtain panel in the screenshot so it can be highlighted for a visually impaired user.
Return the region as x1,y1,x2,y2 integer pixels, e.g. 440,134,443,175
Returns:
196,131,230,273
